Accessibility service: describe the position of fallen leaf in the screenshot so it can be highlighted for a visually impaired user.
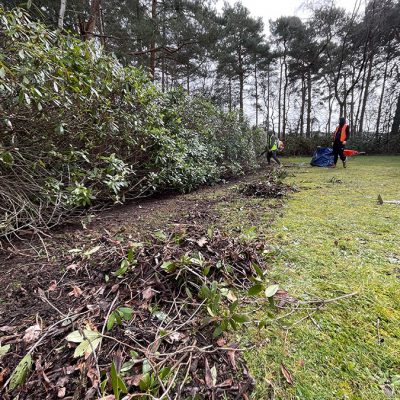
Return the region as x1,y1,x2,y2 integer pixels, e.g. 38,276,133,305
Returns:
86,304,99,312
153,310,168,322
23,324,41,344
169,331,186,342
197,237,208,247
87,366,99,388
0,367,9,385
280,363,293,385
56,376,69,387
265,284,279,298
227,349,237,370
35,358,51,388
66,328,101,358
65,366,75,375
142,287,154,300
66,263,79,272
0,344,11,358
8,354,33,391
216,336,226,347
126,374,143,386
275,289,294,307
210,365,217,387
75,337,101,359
216,378,233,388
37,287,46,300
204,358,213,388
57,387,66,398
111,283,120,293
84,245,101,257
84,387,97,400
48,280,57,291
0,326,16,333
68,286,83,297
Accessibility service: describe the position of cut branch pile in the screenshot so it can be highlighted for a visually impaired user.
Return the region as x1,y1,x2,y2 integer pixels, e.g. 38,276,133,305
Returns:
0,224,266,399
238,178,293,199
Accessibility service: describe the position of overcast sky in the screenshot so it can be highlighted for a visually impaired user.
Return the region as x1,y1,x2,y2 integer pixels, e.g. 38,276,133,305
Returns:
216,0,365,33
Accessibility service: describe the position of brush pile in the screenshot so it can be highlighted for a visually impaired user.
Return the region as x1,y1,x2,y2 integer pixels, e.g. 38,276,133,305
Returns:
0,224,267,399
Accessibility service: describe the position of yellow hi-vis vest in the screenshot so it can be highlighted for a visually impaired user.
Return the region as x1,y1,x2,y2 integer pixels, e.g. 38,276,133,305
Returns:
269,135,278,151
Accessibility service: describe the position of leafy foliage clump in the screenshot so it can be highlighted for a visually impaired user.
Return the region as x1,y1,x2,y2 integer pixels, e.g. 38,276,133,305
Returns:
0,7,262,236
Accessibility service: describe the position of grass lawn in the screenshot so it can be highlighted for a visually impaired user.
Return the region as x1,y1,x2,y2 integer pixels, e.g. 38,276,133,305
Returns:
245,156,400,399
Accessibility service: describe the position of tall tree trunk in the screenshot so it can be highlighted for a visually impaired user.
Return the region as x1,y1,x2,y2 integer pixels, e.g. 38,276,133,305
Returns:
376,53,390,139
99,5,105,46
161,50,165,91
228,77,232,113
83,0,101,40
355,64,367,135
350,66,356,134
343,72,347,119
327,93,333,136
339,101,344,118
266,68,270,132
254,63,258,127
350,90,354,135
299,74,306,136
238,47,244,122
278,58,283,135
358,55,374,136
186,65,190,94
306,68,312,138
58,0,67,30
282,54,288,140
149,0,157,81
390,93,400,137
239,71,244,121
161,2,166,92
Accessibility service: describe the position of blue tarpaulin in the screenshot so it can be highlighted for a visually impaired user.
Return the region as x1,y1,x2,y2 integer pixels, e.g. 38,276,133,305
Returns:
310,147,334,167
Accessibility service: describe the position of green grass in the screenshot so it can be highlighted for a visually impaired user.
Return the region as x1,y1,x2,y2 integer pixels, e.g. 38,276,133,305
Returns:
242,156,400,400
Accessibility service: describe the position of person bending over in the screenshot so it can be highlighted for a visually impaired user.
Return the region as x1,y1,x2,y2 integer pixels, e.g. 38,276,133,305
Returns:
261,132,281,166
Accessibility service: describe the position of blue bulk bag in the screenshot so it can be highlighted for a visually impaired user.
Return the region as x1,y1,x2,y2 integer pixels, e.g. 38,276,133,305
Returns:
310,147,334,167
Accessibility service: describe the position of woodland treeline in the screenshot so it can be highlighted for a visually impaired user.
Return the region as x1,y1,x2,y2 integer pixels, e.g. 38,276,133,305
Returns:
1,1,400,236
9,0,400,149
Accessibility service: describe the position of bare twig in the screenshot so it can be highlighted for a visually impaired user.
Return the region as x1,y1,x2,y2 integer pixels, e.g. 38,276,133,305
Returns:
1,311,90,392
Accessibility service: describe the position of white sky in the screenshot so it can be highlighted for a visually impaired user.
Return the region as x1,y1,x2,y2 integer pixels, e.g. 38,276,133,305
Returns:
216,0,365,33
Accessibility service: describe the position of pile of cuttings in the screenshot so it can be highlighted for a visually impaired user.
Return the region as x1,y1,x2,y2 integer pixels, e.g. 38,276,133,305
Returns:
237,169,294,199
0,224,272,399
238,180,293,199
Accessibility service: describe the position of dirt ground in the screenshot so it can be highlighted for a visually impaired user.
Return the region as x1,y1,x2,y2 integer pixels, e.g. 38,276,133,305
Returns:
0,169,286,319
0,179,239,320
0,168,289,399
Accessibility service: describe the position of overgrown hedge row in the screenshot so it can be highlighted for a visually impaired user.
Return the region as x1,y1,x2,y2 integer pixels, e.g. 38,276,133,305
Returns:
0,7,263,236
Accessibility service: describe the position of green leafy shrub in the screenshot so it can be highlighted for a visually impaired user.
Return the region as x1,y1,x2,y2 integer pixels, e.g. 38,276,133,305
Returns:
0,7,261,236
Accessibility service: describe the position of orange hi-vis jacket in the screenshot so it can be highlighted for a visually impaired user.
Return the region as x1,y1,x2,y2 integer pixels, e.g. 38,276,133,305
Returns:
332,124,349,143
